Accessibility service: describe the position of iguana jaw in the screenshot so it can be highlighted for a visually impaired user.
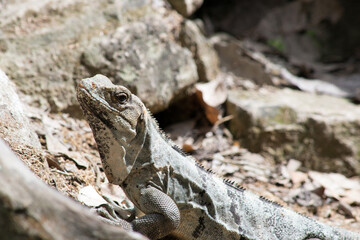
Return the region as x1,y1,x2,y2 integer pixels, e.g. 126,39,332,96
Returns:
77,74,147,184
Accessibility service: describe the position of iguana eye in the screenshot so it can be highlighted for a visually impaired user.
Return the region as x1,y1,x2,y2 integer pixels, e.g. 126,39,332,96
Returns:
112,92,128,104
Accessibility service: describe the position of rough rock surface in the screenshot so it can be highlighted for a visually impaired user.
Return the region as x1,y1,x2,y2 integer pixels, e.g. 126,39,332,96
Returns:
0,138,146,240
1,0,119,114
210,34,273,85
198,0,344,63
180,20,219,82
227,87,360,176
0,0,201,115
211,33,360,100
82,18,198,113
0,70,40,149
253,0,343,63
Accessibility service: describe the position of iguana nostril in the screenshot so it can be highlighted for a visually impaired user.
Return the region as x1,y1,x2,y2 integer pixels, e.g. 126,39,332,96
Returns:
78,82,85,89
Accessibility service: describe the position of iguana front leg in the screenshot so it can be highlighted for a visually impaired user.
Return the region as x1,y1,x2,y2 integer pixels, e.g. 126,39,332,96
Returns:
132,186,181,239
97,186,180,239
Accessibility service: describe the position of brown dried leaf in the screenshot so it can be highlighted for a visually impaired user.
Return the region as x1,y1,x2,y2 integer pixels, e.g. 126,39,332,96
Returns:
182,143,195,153
195,79,227,124
309,171,360,205
338,201,356,219
45,155,63,170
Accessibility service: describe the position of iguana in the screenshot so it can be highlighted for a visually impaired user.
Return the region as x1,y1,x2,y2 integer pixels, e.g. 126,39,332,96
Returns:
77,74,360,240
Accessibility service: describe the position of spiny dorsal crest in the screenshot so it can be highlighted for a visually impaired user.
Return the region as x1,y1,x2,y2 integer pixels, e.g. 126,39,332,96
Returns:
259,196,283,208
223,179,246,192
145,105,251,195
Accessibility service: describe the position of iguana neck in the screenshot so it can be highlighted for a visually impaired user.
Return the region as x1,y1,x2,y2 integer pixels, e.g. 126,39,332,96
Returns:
134,113,181,169
88,111,147,184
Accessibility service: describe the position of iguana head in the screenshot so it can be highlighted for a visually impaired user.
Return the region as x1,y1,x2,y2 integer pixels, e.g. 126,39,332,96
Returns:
77,74,146,184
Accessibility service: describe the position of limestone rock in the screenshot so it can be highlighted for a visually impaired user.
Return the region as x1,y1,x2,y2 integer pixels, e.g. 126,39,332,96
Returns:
0,138,146,240
197,0,344,63
180,20,219,82
227,87,360,176
210,34,273,85
253,0,343,63
0,0,113,114
168,0,203,17
0,70,40,149
82,19,198,113
0,0,188,115
211,34,360,100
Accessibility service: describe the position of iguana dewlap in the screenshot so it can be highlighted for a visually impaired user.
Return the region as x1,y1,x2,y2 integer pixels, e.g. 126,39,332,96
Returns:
77,74,360,240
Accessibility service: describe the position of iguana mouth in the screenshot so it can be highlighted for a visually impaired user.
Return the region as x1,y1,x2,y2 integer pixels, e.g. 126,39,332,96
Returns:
78,81,86,90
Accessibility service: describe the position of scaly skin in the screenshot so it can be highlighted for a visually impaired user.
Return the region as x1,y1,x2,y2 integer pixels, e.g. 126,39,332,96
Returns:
77,74,360,240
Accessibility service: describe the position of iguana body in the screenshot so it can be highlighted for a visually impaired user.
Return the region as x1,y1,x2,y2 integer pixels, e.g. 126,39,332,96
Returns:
77,74,360,240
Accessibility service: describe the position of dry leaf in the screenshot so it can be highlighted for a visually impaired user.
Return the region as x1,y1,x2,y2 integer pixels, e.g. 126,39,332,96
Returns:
286,159,301,174
45,132,68,153
64,162,78,173
195,79,227,124
290,171,308,187
66,152,89,169
45,155,63,170
77,185,107,207
338,201,356,219
309,171,360,205
100,183,130,207
182,143,195,153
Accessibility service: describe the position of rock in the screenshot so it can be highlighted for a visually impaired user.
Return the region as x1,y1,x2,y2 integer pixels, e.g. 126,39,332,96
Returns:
82,19,198,113
0,0,116,115
0,0,194,115
198,0,344,63
0,138,146,240
227,87,360,176
196,0,284,37
212,33,360,100
180,20,219,82
253,0,343,63
210,34,273,85
0,70,40,149
167,0,203,17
